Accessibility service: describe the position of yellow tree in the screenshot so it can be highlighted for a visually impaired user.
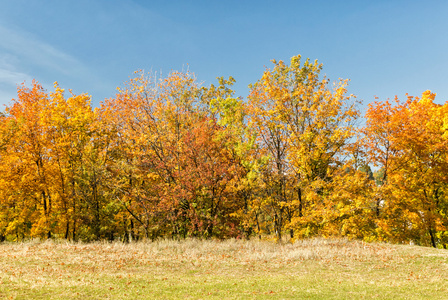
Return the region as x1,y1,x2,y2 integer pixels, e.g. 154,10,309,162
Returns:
208,78,259,238
42,84,114,241
247,55,360,241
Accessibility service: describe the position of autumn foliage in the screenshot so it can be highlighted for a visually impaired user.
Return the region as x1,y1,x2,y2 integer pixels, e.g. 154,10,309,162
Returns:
1,56,448,248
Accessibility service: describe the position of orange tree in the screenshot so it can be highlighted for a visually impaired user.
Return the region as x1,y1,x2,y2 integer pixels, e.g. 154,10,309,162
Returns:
99,71,248,239
0,81,119,241
363,91,448,247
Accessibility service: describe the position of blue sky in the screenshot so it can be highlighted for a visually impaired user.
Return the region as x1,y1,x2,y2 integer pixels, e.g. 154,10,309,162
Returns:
0,0,447,110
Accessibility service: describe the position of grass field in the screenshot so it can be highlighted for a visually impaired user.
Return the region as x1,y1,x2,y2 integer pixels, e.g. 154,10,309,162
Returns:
0,238,447,299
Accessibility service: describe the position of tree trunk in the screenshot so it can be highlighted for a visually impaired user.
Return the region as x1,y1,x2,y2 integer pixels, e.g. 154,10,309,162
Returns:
429,228,436,248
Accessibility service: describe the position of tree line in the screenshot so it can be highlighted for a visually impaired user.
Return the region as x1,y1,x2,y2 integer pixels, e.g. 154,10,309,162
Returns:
1,55,447,247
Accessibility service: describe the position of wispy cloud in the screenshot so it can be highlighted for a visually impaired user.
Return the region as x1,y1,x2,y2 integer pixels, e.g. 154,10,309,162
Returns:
0,24,104,105
0,52,32,104
0,25,84,76
0,68,32,86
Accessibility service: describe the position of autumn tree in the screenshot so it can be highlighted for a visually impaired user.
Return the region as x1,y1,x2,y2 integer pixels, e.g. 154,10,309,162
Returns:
99,71,248,239
363,91,448,247
0,82,56,239
0,81,120,241
247,55,360,241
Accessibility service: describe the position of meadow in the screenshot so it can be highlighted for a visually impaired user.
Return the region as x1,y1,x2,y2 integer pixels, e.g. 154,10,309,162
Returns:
0,238,447,299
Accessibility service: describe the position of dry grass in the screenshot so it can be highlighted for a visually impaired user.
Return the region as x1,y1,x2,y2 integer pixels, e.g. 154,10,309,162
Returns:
0,238,447,299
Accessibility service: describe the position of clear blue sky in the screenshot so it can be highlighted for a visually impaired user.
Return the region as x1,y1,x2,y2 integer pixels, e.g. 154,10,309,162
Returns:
1,0,447,110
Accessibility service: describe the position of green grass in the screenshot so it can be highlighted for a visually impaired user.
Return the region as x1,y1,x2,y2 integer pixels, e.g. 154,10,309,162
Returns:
0,238,447,299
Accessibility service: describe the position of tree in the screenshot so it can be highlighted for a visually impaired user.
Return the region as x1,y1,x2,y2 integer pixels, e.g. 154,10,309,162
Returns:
247,55,360,241
0,81,119,241
363,91,448,247
99,71,248,239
